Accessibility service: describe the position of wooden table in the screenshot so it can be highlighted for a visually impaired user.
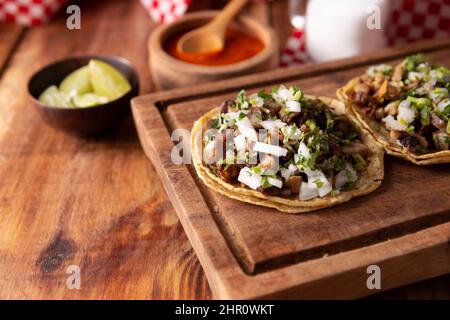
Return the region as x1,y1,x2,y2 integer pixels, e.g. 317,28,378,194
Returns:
0,0,448,299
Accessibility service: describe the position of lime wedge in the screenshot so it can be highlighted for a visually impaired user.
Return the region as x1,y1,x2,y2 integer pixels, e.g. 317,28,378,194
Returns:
38,85,73,108
59,66,92,97
72,93,109,108
88,59,131,101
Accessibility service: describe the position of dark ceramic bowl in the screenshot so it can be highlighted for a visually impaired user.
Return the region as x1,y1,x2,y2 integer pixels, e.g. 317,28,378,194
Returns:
28,55,139,137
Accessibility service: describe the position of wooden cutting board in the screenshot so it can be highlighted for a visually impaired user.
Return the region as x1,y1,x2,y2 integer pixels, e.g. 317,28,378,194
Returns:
132,38,450,299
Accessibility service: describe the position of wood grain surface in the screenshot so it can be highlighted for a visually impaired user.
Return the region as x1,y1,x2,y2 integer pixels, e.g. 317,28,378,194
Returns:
0,25,23,77
0,0,448,299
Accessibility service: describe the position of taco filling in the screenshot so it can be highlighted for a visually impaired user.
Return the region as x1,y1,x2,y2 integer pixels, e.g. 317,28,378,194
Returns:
200,86,374,201
346,54,450,154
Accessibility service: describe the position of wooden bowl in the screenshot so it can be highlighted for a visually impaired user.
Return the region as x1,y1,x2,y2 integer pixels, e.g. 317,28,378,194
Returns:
28,56,139,137
149,11,279,90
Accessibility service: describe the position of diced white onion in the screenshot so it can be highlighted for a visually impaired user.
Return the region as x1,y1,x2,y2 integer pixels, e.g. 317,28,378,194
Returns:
382,115,407,131
298,142,311,158
299,182,319,200
399,100,411,109
233,134,247,151
438,99,450,113
408,71,425,82
317,179,332,197
268,177,283,188
249,94,264,107
236,116,258,142
335,164,358,190
223,111,239,122
253,142,288,157
282,124,302,141
273,86,292,103
397,104,416,124
238,167,262,190
261,119,286,130
298,168,332,199
281,168,291,180
430,88,448,103
303,168,321,178
285,100,301,112
304,169,332,197
288,163,297,173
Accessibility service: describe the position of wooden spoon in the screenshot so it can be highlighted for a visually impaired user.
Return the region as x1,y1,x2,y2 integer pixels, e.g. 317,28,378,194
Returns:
177,0,249,54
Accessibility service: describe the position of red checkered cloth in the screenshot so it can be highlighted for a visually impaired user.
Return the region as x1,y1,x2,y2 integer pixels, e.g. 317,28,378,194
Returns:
279,29,310,67
0,0,66,26
387,0,450,45
281,0,450,67
141,0,269,24
140,0,191,24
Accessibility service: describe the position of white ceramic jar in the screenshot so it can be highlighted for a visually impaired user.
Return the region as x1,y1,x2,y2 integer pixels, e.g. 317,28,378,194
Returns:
303,0,390,62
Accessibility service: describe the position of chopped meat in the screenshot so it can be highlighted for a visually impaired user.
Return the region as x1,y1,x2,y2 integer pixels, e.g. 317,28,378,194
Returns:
387,82,402,99
219,99,235,114
390,130,402,141
405,80,420,91
285,176,302,194
375,107,385,120
259,154,278,172
278,108,298,124
384,101,399,116
330,142,344,156
413,133,428,148
263,98,281,116
374,79,388,102
373,72,385,88
219,164,240,183
399,134,419,152
297,105,327,129
351,83,371,104
431,112,446,129
257,186,281,196
392,61,405,82
433,131,449,151
247,107,263,129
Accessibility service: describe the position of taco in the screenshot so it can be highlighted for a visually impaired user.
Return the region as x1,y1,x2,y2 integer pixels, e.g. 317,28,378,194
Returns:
337,54,450,165
191,86,384,213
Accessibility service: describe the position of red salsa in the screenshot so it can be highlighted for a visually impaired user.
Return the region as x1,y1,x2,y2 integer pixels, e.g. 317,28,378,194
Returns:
164,28,265,66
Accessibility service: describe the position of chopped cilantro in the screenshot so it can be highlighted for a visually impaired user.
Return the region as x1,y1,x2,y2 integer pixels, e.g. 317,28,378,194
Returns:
257,90,270,100
407,96,430,109
352,154,366,171
345,170,354,182
262,176,272,189
305,119,317,130
340,181,355,191
235,90,249,110
326,113,335,131
420,105,431,126
328,155,346,171
314,179,324,189
406,125,415,134
210,113,222,129
405,53,426,72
